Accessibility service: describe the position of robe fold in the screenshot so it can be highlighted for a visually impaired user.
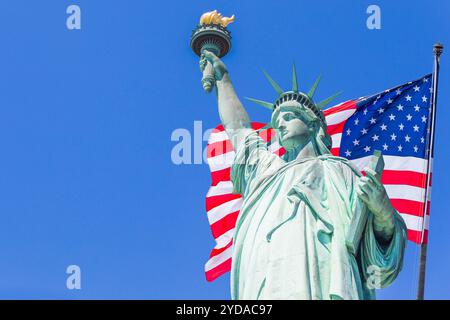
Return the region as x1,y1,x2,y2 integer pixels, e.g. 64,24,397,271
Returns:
230,131,407,300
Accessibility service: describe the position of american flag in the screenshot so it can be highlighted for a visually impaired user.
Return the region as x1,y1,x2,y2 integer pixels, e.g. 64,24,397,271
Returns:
204,74,433,282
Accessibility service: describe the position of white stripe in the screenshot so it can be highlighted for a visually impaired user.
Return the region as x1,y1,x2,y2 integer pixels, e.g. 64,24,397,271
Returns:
331,133,342,147
268,141,281,153
351,155,428,174
207,151,235,172
205,243,233,272
325,109,356,126
207,198,243,225
423,213,430,230
207,181,234,197
399,213,424,232
214,228,235,247
208,130,229,145
385,185,426,203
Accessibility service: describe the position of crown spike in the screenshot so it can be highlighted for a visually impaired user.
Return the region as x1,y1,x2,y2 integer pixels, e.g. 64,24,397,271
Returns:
245,97,274,110
261,69,284,95
292,63,298,92
316,91,343,109
307,75,322,98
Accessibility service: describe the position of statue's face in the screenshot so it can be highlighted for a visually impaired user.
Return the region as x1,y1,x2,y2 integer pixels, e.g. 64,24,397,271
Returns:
273,105,311,150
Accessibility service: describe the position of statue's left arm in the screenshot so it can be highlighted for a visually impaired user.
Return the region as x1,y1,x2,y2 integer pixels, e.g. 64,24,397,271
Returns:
356,166,407,289
356,167,403,243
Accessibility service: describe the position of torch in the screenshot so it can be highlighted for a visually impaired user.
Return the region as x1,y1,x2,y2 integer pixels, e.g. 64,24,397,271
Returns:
190,10,234,93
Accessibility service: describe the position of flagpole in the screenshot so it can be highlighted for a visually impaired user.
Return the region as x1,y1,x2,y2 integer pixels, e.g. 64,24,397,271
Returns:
416,42,443,300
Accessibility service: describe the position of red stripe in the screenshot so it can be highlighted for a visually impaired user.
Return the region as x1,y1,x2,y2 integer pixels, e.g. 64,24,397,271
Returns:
407,229,428,244
390,199,426,217
330,148,340,156
382,170,427,188
252,122,266,130
206,193,242,212
211,211,239,239
206,257,232,282
207,139,233,158
213,124,225,132
211,167,231,186
323,100,357,116
326,121,346,135
209,239,233,258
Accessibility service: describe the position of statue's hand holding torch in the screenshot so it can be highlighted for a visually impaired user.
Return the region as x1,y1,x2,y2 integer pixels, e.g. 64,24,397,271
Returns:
199,50,229,84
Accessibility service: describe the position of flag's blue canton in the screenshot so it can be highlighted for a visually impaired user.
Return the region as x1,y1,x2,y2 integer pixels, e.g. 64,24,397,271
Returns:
340,74,432,160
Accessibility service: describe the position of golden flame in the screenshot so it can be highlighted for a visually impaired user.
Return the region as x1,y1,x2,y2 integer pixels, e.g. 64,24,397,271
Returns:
200,10,235,27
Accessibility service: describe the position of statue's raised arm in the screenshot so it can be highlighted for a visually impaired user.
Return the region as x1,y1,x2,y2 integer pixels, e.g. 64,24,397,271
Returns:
199,50,252,150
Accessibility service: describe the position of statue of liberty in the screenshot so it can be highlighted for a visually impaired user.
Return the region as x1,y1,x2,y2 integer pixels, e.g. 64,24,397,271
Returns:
199,50,407,300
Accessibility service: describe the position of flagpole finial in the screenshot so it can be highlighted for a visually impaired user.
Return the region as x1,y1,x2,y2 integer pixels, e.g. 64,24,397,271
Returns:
434,43,444,57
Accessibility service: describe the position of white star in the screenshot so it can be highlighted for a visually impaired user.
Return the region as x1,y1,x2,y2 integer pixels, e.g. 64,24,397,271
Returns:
406,114,413,121
346,128,351,136
382,143,389,151
380,123,387,131
421,137,425,143
387,98,394,104
388,114,396,121
405,135,411,142
414,145,418,152
378,107,385,114
405,95,412,101
372,134,379,141
364,146,371,152
398,145,403,152
369,117,377,124
413,125,419,132
363,109,368,115
361,128,368,135
429,87,433,93
413,85,420,92
414,104,420,112
421,115,427,123
345,150,351,157
422,95,428,103
423,77,429,82
354,118,359,125
398,123,404,131
391,133,397,141
396,88,402,95
397,104,404,111
353,139,360,146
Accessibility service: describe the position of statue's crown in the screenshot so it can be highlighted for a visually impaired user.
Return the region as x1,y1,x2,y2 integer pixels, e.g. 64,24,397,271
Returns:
246,64,341,125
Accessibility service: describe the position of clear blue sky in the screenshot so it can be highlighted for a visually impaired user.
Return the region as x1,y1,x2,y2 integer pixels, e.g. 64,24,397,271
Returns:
0,0,448,299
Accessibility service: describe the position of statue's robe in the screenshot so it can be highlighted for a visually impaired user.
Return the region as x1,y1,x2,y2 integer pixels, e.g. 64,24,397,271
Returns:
230,131,407,300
